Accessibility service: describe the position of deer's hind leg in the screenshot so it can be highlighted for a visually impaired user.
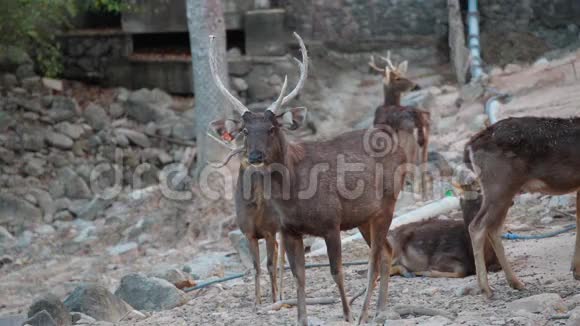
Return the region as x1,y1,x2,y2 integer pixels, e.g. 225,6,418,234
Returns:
325,229,352,322
573,191,580,280
282,232,307,326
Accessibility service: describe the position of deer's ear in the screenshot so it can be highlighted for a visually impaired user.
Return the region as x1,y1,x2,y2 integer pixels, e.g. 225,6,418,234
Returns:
278,107,308,130
398,61,408,74
207,118,243,148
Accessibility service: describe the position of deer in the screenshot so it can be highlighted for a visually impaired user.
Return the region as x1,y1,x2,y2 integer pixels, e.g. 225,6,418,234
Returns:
207,32,407,325
369,54,431,200
463,116,580,298
387,188,500,278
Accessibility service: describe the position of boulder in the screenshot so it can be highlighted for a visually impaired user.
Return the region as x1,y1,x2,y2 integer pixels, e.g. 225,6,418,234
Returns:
115,273,187,311
125,89,174,123
63,284,132,322
83,103,110,131
27,294,71,326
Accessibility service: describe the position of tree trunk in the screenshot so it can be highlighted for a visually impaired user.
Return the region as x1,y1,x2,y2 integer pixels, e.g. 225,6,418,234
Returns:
448,0,469,86
186,0,229,179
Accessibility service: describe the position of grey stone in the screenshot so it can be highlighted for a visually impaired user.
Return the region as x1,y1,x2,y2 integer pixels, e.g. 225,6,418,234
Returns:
70,312,96,325
0,193,42,233
108,103,125,119
507,293,565,314
115,273,187,311
244,9,287,56
63,284,132,322
0,147,16,165
55,122,84,140
22,310,57,326
16,230,33,247
45,132,74,150
35,224,56,236
0,225,15,246
231,77,248,92
55,167,92,199
16,64,35,80
148,267,193,289
83,103,110,131
49,97,78,123
228,58,252,76
171,120,195,141
107,242,138,256
114,129,150,148
1,73,18,89
21,77,42,93
21,132,45,152
27,293,71,326
125,89,174,123
76,197,113,220
23,158,46,177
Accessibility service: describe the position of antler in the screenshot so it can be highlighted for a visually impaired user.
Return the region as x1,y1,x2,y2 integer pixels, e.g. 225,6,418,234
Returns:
379,51,397,71
368,55,386,73
267,32,309,115
209,35,249,116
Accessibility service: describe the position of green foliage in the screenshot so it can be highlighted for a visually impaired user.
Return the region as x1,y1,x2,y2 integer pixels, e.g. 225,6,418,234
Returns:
0,0,127,77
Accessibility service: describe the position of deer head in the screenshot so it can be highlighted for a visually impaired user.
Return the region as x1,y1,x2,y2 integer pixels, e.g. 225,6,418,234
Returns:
369,52,419,105
207,32,309,168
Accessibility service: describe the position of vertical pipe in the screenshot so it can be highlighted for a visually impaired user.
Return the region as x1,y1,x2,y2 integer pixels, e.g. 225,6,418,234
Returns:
467,0,483,80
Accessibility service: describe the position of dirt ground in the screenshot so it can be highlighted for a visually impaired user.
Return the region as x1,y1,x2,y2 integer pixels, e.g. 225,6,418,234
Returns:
1,49,580,325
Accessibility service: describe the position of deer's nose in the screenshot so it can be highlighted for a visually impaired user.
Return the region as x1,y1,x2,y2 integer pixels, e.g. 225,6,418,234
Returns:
248,151,264,164
411,84,421,91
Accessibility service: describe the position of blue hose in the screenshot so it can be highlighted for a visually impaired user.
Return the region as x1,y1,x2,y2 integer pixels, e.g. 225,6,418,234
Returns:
502,224,576,240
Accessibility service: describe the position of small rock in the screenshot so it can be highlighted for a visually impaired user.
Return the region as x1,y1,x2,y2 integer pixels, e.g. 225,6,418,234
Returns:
0,193,42,233
540,216,554,225
23,158,46,177
504,63,523,74
227,47,242,58
21,76,42,93
1,73,18,89
489,66,503,76
533,57,549,67
125,89,174,123
114,129,151,148
55,122,84,140
23,310,57,326
115,273,187,311
76,197,112,220
149,267,196,289
64,284,132,322
35,224,56,236
231,77,248,92
507,293,566,314
107,242,139,257
28,293,71,326
568,306,580,326
70,312,96,324
55,167,92,199
0,225,15,246
49,96,78,122
108,103,125,119
17,230,33,247
45,132,74,150
16,64,35,80
21,132,45,152
83,103,110,131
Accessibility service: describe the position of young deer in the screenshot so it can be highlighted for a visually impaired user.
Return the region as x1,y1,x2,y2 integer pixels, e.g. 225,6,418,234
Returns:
464,116,580,298
208,33,407,325
369,54,431,199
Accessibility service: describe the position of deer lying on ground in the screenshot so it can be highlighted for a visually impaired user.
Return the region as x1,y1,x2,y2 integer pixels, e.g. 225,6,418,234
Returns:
388,188,500,278
463,116,580,298
208,33,407,325
369,54,431,199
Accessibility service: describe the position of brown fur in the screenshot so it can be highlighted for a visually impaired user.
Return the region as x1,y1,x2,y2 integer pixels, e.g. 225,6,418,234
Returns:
464,116,580,298
230,110,407,325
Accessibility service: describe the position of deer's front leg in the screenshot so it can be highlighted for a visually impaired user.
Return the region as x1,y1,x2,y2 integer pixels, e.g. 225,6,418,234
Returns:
248,237,262,309
282,231,307,326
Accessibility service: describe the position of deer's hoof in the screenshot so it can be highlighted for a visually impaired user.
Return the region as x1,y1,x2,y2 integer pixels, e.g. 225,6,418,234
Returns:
508,279,525,290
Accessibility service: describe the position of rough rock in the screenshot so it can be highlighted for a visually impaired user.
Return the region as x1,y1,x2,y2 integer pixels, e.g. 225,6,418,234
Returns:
15,64,35,80
28,293,71,326
63,284,132,322
108,103,125,119
507,293,566,314
0,193,42,233
115,273,187,311
21,77,42,93
1,73,18,89
83,103,110,131
55,167,92,199
23,310,57,326
231,77,248,92
45,132,74,150
148,267,195,289
70,312,96,325
125,89,174,123
22,158,46,177
49,97,78,123
21,132,45,152
114,129,150,148
76,197,113,220
55,122,84,140
0,225,15,246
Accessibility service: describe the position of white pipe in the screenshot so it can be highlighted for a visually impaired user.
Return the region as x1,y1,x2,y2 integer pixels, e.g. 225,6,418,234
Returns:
485,96,501,124
467,0,483,80
306,196,460,257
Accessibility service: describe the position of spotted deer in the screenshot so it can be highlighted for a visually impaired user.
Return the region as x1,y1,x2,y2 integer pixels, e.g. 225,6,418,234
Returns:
208,33,407,325
369,54,431,200
463,116,580,298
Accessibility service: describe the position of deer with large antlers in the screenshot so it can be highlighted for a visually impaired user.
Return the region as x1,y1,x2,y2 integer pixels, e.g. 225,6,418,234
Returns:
370,54,431,200
463,116,580,298
208,32,407,325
